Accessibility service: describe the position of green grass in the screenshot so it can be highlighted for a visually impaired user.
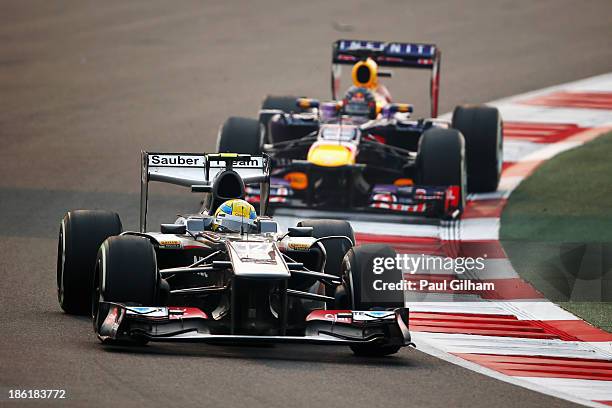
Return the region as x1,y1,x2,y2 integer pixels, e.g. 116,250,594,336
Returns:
500,131,612,332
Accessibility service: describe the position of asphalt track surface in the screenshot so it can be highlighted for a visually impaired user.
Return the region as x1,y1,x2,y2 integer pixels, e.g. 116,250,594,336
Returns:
1,1,611,407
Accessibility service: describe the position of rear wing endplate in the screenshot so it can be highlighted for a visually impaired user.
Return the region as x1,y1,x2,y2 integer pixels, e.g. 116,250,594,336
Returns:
331,39,441,117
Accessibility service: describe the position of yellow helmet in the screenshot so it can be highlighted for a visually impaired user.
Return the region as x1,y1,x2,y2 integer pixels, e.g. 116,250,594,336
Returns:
212,199,257,233
351,57,378,89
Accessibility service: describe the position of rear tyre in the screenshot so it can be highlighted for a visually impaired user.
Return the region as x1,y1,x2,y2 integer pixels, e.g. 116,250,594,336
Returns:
417,128,466,211
297,219,355,277
259,95,306,143
261,95,303,113
217,116,261,154
452,105,503,193
260,95,303,123
57,210,122,315
93,236,160,345
297,219,354,299
341,244,402,357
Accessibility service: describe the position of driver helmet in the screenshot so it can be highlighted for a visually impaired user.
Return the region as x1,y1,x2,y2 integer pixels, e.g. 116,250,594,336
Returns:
342,86,377,119
212,199,257,233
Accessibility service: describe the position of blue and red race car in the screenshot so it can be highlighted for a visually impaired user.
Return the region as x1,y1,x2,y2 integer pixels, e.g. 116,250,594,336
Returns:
217,40,503,219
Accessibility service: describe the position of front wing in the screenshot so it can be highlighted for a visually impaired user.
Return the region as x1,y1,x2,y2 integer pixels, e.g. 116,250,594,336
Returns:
97,302,413,348
246,176,461,219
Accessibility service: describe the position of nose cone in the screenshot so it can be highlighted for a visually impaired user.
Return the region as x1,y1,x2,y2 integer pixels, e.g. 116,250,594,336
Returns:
307,143,355,167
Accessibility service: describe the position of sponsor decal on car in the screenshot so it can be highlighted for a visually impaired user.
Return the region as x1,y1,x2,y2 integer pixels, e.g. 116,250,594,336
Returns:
337,40,435,58
287,238,314,251
159,239,181,248
306,310,353,323
148,154,204,167
125,306,169,318
352,310,395,321
208,157,264,169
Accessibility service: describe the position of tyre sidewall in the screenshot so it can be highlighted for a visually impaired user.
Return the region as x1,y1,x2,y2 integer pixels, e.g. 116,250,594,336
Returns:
342,244,402,310
58,210,122,315
452,105,503,193
297,219,355,277
417,128,467,211
99,236,159,305
93,236,159,341
217,116,262,155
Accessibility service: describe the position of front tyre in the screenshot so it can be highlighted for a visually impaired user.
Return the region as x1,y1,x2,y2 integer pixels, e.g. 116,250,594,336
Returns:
57,210,122,315
341,244,403,357
340,244,402,310
92,236,160,345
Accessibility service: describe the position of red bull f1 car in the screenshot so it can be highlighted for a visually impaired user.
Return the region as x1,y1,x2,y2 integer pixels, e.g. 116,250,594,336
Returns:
217,40,503,219
56,153,411,356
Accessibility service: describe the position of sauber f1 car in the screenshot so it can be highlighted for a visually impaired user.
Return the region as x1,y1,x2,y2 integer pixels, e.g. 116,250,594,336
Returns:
56,153,411,356
217,39,503,219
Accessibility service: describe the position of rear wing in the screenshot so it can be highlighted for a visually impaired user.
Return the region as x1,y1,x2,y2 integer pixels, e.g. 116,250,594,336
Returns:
140,152,269,232
331,39,441,117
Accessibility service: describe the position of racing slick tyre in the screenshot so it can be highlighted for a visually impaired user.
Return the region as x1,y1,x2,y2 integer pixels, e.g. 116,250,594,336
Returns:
93,236,160,345
261,95,304,113
416,128,466,212
297,219,355,277
340,244,403,310
259,95,307,143
259,95,304,125
340,244,403,357
57,210,122,315
452,105,503,193
217,116,261,155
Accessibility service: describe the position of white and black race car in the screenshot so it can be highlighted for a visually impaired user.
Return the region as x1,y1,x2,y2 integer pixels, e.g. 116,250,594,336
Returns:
56,153,412,356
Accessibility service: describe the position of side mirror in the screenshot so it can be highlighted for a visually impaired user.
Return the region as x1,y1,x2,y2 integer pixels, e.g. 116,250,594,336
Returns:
383,103,414,118
160,224,187,235
288,226,314,237
296,98,320,110
185,217,213,232
259,220,279,234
